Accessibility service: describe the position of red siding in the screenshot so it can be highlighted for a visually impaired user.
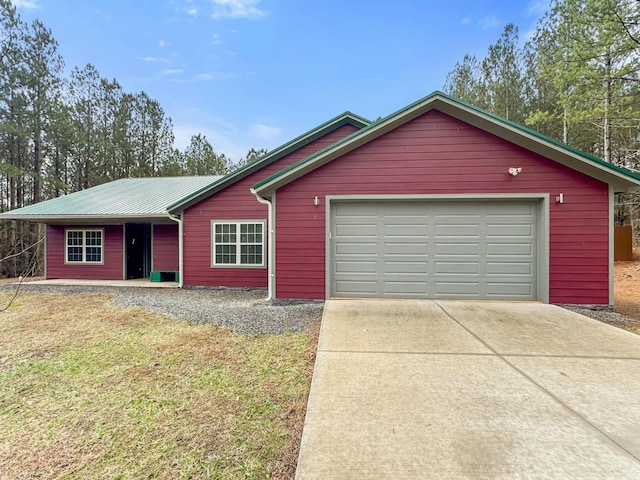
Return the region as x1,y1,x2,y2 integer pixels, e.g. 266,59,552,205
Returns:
46,224,124,280
153,224,179,271
275,110,610,304
182,124,360,287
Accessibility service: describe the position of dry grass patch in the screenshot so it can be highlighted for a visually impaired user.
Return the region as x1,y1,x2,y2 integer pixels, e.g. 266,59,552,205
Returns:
0,292,318,479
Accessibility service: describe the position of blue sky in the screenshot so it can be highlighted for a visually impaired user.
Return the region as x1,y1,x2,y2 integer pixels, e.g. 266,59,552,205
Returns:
13,0,548,162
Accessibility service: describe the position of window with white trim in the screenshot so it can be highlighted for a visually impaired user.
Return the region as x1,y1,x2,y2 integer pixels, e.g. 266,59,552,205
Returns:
65,229,103,264
212,221,265,267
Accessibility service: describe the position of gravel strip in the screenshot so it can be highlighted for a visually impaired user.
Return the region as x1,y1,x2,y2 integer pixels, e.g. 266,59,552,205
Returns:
5,282,637,336
2,284,324,336
562,304,639,330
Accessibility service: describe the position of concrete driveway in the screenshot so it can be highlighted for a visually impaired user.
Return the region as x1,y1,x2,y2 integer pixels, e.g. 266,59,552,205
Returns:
296,299,640,479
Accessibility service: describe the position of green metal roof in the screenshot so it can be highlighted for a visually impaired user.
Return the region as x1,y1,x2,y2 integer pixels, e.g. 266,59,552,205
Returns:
252,91,640,194
167,111,370,213
1,176,222,221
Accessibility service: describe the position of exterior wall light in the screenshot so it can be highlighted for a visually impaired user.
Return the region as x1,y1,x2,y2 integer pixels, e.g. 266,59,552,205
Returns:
508,167,522,176
314,196,320,206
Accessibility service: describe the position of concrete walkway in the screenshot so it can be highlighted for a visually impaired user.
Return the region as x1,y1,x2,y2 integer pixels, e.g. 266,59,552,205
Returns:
15,278,178,288
296,299,640,479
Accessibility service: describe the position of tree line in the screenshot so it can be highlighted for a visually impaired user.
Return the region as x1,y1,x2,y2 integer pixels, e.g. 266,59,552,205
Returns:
0,0,265,277
3,0,639,277
444,0,640,236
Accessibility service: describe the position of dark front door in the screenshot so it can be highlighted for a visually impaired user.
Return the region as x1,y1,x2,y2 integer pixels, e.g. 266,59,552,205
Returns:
125,223,151,279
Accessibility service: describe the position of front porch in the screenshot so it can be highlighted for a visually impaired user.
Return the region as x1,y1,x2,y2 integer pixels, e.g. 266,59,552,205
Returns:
13,278,179,288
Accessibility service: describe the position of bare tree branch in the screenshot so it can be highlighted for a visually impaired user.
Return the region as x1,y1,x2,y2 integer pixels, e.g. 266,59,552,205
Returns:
0,235,44,263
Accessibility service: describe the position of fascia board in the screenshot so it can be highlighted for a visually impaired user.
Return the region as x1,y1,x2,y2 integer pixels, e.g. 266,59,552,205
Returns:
0,214,172,224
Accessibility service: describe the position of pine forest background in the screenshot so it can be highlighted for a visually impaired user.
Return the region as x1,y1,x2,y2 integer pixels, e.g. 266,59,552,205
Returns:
1,0,640,277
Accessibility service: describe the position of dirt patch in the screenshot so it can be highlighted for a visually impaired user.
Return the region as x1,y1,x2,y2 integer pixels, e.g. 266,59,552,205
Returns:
613,252,640,332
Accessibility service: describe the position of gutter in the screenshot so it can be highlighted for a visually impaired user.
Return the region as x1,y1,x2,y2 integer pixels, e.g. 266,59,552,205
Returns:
250,188,274,302
168,213,184,288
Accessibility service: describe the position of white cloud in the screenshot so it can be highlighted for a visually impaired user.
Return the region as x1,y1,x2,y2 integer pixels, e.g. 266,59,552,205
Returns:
210,0,266,20
11,0,39,9
194,73,214,81
478,15,500,29
158,40,168,47
461,17,472,26
186,7,198,16
249,123,281,141
172,110,281,163
173,122,246,162
161,69,184,75
167,71,252,83
140,56,172,64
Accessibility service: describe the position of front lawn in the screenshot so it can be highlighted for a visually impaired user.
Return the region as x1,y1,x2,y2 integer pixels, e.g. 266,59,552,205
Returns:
0,292,317,479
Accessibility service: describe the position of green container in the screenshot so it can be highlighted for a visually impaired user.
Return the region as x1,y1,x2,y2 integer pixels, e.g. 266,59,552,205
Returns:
150,271,178,282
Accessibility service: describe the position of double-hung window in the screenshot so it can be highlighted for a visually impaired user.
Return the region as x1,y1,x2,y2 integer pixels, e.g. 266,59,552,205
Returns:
212,221,265,267
65,229,103,264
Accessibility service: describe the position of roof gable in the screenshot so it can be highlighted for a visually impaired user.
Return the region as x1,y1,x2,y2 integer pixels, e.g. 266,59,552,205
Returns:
252,91,640,195
167,111,370,213
1,176,222,222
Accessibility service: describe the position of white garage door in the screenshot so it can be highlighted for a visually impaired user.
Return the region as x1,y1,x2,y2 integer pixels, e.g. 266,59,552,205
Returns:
330,200,538,300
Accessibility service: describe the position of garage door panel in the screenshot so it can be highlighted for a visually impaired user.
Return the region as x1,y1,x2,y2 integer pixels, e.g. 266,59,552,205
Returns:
384,242,429,255
435,243,479,255
486,282,534,296
384,261,428,274
486,244,535,253
436,224,481,237
383,282,429,296
434,282,481,296
334,280,378,296
487,202,534,214
335,224,377,236
335,261,377,273
435,262,480,274
486,224,534,237
487,243,534,255
335,243,378,255
384,225,429,237
334,203,378,216
383,203,428,215
331,200,538,300
437,203,481,215
486,262,533,275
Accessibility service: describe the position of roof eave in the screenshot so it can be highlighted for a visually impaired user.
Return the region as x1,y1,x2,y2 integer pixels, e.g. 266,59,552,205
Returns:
0,213,174,224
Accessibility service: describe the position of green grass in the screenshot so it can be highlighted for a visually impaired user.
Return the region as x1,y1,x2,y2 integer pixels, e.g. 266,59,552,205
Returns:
0,292,318,479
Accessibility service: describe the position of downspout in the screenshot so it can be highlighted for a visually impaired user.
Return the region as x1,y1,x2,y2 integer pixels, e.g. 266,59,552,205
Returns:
251,188,273,302
168,213,184,288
